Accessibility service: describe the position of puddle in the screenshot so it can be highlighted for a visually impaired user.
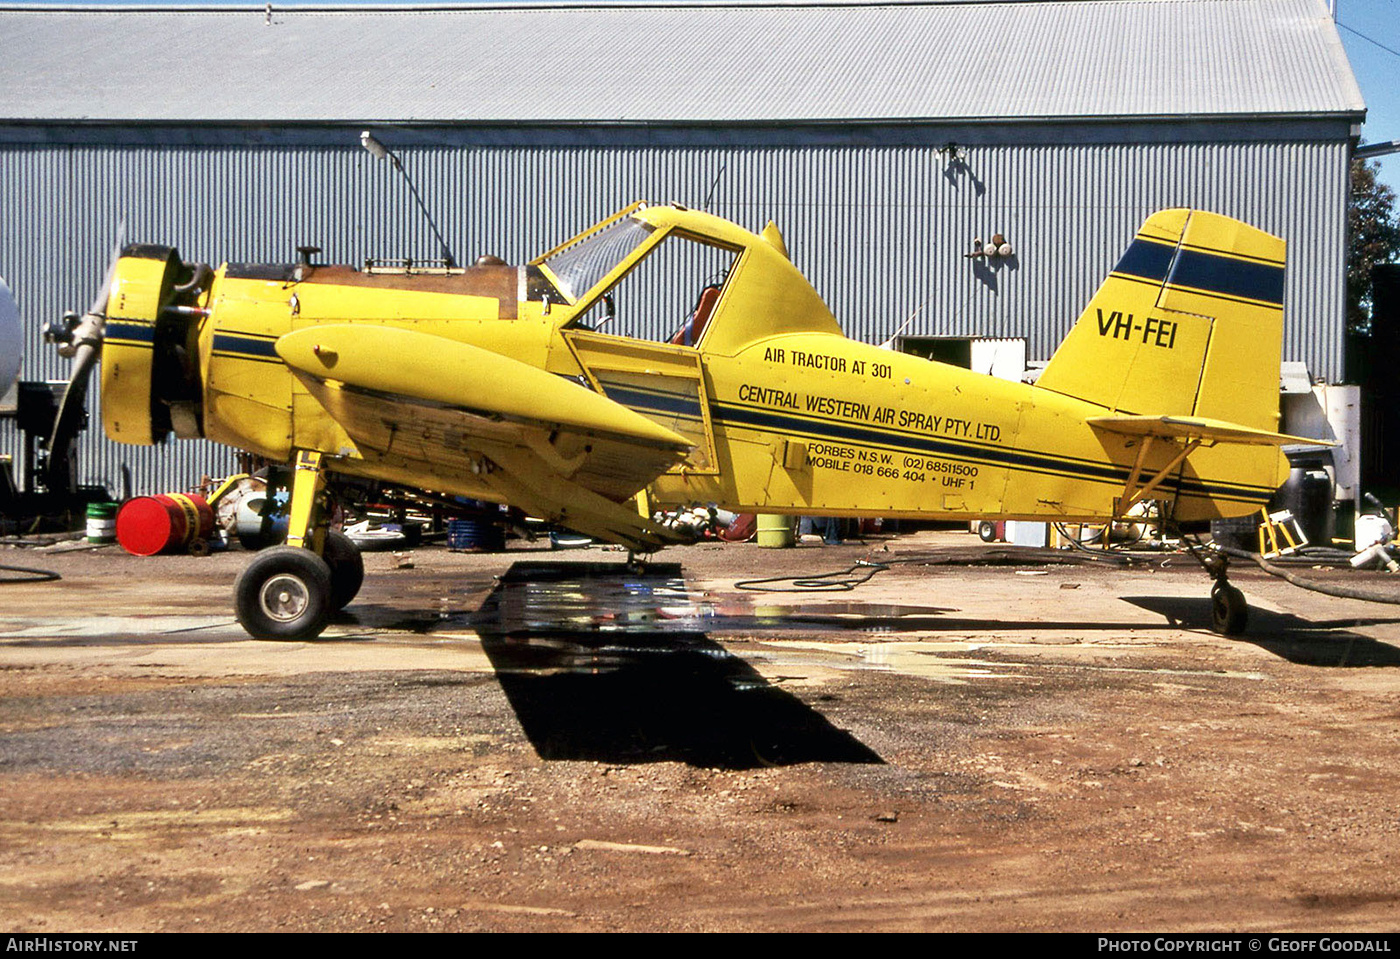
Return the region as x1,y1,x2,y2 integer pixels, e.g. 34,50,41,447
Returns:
753,639,1267,684
0,615,239,641
435,560,961,639
751,640,1017,684
0,562,1273,689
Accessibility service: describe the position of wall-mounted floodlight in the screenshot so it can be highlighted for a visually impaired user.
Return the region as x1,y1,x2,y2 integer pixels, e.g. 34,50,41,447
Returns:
360,131,390,161
359,129,457,268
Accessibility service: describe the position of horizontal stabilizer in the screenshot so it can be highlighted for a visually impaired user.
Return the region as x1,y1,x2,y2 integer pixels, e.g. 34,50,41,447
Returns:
276,325,692,452
1088,414,1333,447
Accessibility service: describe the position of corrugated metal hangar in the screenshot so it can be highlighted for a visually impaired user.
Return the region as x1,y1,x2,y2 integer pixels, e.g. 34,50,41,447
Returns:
0,0,1365,495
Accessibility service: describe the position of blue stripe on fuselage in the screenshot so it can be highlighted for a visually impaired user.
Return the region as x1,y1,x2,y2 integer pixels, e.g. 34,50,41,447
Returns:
708,400,1272,504
212,332,280,360
105,320,154,344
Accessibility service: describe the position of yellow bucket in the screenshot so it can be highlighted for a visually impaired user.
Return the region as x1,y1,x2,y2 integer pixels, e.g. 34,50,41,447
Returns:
756,514,794,548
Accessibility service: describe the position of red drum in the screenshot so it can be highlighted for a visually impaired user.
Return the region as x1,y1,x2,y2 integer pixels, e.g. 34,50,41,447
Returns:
116,493,216,556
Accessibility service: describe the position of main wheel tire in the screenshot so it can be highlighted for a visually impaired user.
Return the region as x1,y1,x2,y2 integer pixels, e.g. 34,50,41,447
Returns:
976,520,997,543
235,546,333,640
323,529,364,611
1210,582,1249,636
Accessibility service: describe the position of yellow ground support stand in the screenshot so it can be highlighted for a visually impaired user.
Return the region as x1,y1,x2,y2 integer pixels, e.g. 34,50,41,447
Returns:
1257,508,1306,558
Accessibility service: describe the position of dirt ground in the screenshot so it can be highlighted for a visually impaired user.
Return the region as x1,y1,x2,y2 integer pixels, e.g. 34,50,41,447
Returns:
2,529,1399,932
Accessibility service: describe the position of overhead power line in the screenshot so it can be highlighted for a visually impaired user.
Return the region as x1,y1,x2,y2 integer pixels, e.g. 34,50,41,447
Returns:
1339,19,1400,61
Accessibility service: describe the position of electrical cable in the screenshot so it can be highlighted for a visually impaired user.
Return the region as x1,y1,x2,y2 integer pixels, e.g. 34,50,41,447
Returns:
1338,20,1400,61
731,533,1400,607
735,540,1115,591
0,563,60,584
735,559,889,592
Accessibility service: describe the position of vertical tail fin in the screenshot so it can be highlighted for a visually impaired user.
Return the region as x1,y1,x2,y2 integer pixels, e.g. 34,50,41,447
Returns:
1036,209,1286,432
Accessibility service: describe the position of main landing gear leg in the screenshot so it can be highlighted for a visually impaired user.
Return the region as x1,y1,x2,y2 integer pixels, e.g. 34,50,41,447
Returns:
234,450,360,640
1188,542,1249,636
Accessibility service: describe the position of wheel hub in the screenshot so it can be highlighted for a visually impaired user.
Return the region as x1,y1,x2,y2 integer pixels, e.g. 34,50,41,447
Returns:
260,573,310,622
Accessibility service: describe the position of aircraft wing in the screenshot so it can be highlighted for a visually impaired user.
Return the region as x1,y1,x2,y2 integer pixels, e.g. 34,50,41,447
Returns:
1087,414,1334,447
275,325,693,550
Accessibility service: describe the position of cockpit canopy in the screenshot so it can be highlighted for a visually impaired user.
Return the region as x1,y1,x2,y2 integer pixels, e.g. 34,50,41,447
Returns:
534,203,841,353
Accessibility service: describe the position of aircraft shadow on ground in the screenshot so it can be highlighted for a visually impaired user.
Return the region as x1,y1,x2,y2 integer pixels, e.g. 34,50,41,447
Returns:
1125,596,1400,667
471,561,884,769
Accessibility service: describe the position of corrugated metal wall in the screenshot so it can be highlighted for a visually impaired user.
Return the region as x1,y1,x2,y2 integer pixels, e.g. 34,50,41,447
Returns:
0,137,1350,495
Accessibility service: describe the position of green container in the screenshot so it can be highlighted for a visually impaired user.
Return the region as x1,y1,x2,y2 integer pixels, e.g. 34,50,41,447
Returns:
85,501,118,544
756,514,794,548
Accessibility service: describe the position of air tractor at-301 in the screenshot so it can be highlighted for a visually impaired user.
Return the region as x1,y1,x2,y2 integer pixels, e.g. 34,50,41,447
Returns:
47,199,1316,640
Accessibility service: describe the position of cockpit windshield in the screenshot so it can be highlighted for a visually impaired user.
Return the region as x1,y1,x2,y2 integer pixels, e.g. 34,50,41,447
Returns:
541,216,655,302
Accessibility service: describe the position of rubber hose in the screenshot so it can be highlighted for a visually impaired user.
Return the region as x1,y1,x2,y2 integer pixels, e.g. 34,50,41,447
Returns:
0,564,60,584
1222,546,1400,605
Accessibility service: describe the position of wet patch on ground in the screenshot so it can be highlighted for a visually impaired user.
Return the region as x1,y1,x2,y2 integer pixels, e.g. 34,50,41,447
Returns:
3,535,1400,930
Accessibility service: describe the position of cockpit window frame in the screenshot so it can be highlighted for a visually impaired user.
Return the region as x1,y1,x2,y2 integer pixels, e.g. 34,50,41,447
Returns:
559,227,745,347
537,215,657,304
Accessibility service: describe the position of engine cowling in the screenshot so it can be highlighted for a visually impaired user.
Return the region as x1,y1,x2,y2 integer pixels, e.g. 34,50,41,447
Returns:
101,245,207,445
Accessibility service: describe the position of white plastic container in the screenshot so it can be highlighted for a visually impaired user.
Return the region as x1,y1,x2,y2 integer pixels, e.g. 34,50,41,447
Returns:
1355,514,1393,551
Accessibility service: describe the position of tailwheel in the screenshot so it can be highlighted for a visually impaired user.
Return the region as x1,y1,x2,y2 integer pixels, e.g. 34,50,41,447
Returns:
235,545,333,640
323,529,364,611
1181,534,1250,636
1210,581,1249,636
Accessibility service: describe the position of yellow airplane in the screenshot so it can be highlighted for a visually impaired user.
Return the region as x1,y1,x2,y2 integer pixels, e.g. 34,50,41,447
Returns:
50,201,1313,640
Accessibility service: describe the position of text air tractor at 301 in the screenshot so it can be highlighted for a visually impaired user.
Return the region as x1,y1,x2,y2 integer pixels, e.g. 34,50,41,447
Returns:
51,201,1313,639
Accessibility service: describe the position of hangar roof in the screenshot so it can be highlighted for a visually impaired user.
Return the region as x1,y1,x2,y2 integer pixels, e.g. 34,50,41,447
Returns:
0,0,1365,125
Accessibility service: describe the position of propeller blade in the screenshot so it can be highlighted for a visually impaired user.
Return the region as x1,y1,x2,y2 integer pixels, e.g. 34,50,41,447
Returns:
44,223,125,492
43,336,100,493
86,221,126,318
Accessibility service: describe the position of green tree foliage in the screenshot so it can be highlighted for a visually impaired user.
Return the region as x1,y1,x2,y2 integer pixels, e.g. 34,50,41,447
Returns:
1348,158,1400,334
